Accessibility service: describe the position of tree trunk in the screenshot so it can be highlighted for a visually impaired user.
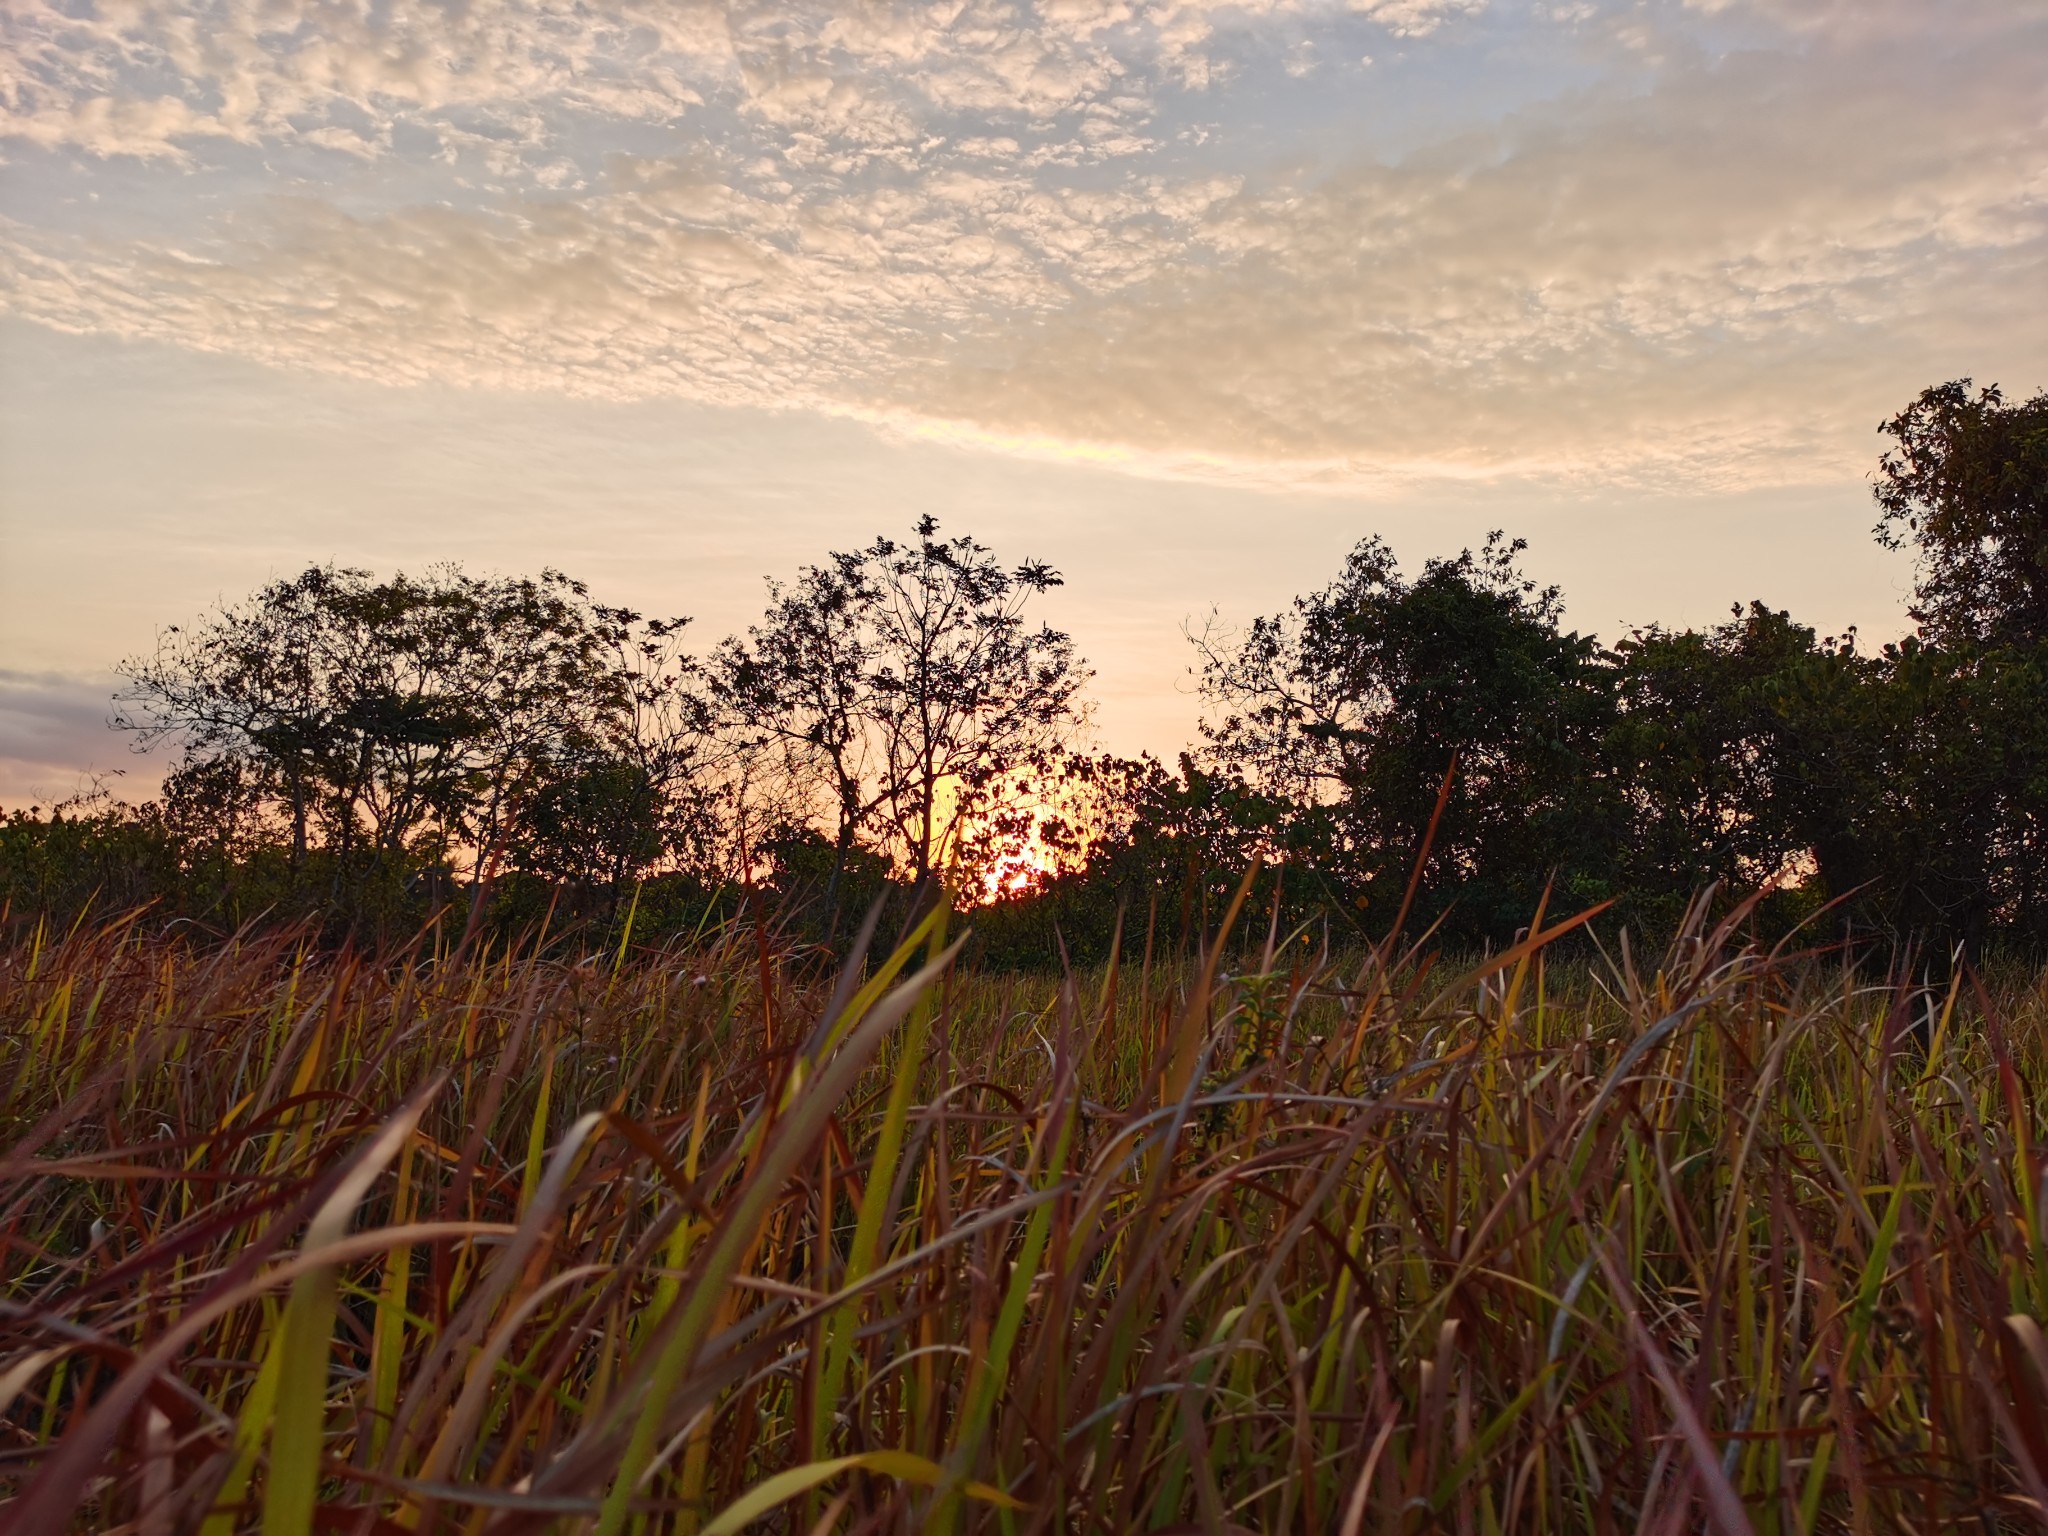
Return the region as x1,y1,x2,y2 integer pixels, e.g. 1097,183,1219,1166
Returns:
288,775,307,867
823,818,853,950
915,780,934,888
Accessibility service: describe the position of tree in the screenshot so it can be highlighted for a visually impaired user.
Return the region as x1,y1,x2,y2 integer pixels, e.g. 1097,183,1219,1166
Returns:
715,517,1090,903
1604,603,1828,927
862,519,1090,886
1875,379,2048,649
510,604,720,894
998,750,1290,961
115,565,711,898
1199,533,1620,940
1609,604,2048,949
713,545,883,911
1866,380,2048,945
114,566,335,862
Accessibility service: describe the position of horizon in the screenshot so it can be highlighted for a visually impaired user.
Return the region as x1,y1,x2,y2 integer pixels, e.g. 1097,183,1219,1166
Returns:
5,0,2045,804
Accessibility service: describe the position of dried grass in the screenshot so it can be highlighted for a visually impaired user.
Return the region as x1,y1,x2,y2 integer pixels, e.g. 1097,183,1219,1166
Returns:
3,889,2046,1533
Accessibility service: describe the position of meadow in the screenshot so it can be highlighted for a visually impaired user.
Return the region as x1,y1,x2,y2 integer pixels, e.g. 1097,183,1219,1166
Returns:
4,884,2048,1534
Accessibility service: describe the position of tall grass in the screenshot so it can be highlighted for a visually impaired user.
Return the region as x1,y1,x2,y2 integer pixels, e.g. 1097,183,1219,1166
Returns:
3,889,2047,1532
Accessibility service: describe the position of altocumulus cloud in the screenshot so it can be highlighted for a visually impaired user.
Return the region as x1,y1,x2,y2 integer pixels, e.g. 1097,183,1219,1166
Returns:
0,0,2041,489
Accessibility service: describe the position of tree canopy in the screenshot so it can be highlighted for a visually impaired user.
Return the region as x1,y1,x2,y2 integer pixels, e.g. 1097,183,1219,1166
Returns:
1197,533,1620,936
111,565,714,922
714,516,1088,904
1875,379,2048,649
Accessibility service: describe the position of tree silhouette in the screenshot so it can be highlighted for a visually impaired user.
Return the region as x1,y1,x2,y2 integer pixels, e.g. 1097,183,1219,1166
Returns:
716,517,1089,907
115,566,709,895
1875,379,2048,649
1198,533,1617,937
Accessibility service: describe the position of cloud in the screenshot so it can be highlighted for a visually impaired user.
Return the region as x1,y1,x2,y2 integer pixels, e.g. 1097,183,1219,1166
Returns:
903,25,2048,485
0,671,150,809
0,141,1245,406
0,0,2041,490
0,0,734,161
7,1,1447,165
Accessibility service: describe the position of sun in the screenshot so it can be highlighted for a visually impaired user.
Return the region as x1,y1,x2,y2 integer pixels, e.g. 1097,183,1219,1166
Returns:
933,768,1082,906
973,839,1064,904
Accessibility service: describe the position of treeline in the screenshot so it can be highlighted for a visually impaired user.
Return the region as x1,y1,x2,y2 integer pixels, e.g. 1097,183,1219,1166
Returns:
6,379,2046,962
5,518,1084,950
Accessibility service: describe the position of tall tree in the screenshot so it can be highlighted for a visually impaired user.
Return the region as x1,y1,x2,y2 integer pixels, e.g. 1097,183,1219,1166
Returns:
715,517,1090,897
713,547,882,906
1199,533,1620,938
116,565,709,891
1604,603,1826,925
114,566,335,862
1867,380,2048,944
1875,379,2048,649
863,518,1090,885
510,607,719,893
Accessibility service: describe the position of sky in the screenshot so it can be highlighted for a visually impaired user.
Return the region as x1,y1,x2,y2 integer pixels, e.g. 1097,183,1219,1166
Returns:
2,0,2044,805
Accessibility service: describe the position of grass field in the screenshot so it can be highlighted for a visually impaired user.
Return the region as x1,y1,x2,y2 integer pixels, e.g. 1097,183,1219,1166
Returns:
4,887,2048,1533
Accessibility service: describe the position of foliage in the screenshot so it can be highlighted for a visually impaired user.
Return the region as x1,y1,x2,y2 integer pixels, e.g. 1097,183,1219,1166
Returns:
971,752,1298,969
7,900,2048,1531
507,608,723,894
115,564,713,889
1602,603,1839,936
713,516,1089,909
1197,533,1623,942
1875,379,2048,650
0,793,189,923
